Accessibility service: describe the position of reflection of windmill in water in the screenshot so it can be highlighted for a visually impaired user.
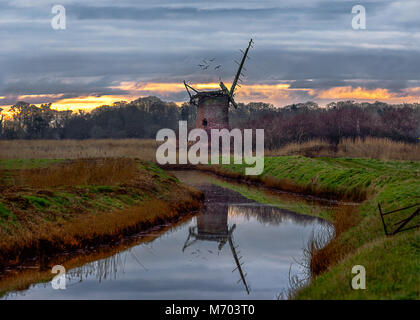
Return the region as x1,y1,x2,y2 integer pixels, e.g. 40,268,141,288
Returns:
182,202,251,294
184,39,254,133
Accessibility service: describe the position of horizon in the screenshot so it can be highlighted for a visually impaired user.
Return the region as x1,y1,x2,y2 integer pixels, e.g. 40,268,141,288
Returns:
2,92,420,119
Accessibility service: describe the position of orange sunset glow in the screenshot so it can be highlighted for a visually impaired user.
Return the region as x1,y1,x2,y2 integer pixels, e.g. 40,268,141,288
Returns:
1,82,420,115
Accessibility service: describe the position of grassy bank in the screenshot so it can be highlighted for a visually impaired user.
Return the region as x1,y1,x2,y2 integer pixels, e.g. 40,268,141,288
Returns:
0,158,202,269
201,156,420,299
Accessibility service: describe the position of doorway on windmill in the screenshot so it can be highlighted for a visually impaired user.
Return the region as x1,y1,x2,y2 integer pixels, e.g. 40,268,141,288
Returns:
202,118,208,127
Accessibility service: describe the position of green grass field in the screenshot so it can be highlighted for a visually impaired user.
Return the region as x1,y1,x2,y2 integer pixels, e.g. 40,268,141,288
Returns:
214,156,420,299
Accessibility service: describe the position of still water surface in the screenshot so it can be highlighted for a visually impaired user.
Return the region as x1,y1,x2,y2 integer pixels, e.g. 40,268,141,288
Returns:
4,171,332,299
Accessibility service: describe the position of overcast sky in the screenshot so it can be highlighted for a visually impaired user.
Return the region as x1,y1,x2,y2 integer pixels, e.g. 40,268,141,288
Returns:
1,0,420,109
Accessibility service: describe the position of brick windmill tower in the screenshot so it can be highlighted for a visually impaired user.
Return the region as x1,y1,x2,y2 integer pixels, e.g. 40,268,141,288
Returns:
183,39,253,133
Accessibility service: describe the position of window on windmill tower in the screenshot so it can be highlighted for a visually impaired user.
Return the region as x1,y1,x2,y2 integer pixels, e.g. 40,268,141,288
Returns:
202,118,208,127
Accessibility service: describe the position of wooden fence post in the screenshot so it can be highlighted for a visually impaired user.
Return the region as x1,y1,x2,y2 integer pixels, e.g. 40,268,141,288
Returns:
378,203,388,236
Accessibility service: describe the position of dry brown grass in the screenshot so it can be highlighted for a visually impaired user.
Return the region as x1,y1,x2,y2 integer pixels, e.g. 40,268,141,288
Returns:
13,158,139,187
306,206,359,278
1,137,418,162
266,137,420,161
0,139,160,161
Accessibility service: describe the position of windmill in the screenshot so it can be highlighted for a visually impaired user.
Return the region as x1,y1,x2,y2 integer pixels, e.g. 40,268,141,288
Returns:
182,203,251,294
184,39,254,132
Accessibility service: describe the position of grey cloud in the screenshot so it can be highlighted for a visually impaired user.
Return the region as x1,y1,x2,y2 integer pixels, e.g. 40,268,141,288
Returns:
2,48,420,98
0,0,419,106
65,1,385,23
1,78,128,96
249,49,420,81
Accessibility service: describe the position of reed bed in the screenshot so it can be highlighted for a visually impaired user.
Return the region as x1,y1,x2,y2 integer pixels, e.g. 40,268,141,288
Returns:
13,158,139,188
266,137,420,161
305,206,360,278
0,139,159,161
1,137,419,162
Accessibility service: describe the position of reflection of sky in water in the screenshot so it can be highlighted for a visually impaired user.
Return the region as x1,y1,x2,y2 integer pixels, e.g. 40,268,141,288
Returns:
6,201,331,300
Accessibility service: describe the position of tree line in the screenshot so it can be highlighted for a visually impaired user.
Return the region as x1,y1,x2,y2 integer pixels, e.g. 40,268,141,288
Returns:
238,100,420,149
1,97,419,148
